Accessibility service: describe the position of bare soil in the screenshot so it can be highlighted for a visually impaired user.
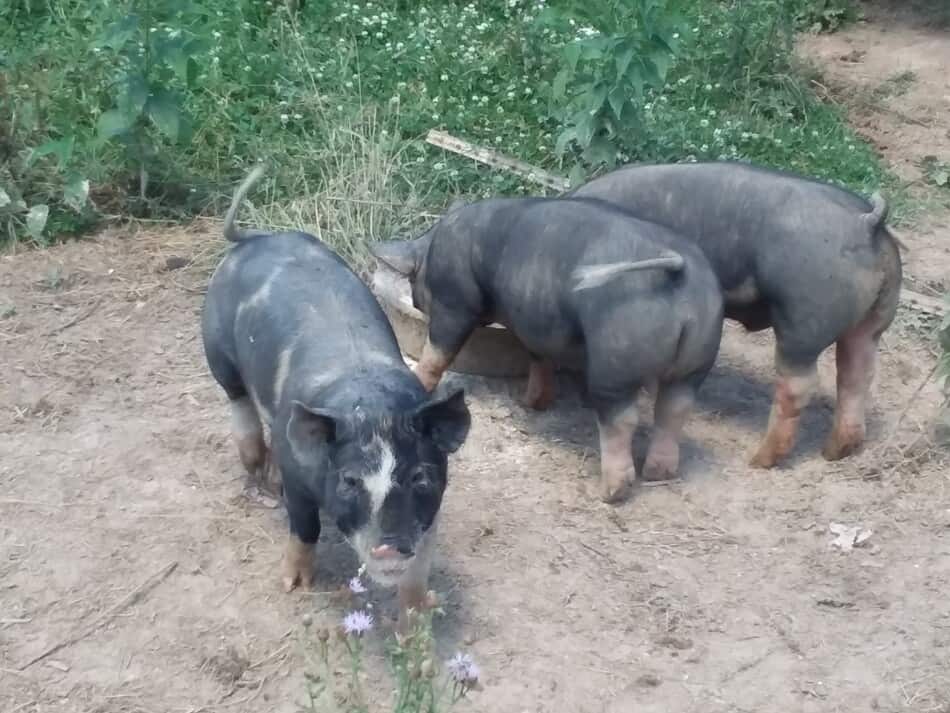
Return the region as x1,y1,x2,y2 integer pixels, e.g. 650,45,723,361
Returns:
3,7,950,713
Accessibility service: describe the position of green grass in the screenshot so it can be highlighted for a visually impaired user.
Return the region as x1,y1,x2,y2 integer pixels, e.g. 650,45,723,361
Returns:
0,0,898,256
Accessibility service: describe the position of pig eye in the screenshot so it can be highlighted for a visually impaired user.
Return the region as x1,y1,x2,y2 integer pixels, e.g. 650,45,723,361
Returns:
340,475,360,491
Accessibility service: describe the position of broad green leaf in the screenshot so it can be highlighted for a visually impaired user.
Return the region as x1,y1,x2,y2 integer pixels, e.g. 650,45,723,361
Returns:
648,42,675,82
588,82,608,114
146,90,181,142
568,163,588,188
97,109,133,141
639,56,663,89
26,204,49,240
626,63,646,98
120,74,149,116
615,46,635,79
185,57,199,88
555,127,578,156
580,37,607,61
564,42,582,71
582,135,617,167
552,69,570,100
64,176,90,212
607,86,626,121
933,169,949,187
574,111,595,148
29,136,75,168
0,187,10,209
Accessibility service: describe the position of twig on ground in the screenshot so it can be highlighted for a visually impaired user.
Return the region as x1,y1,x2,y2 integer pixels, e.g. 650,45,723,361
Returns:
19,561,179,670
426,129,570,192
43,299,103,338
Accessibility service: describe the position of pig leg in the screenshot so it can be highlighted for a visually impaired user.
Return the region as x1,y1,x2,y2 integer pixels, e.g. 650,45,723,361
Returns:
643,381,695,482
281,483,320,592
823,322,879,461
230,396,280,508
414,338,455,392
414,309,480,391
594,401,639,504
750,355,818,469
522,358,556,410
396,519,438,634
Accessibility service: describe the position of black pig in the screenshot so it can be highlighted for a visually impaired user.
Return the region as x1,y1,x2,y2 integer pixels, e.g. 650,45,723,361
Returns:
201,166,471,627
570,161,903,467
372,197,723,503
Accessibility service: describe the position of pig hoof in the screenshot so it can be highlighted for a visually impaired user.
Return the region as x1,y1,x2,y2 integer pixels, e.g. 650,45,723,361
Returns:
642,462,679,482
600,477,632,504
281,561,314,593
749,447,779,469
521,391,554,411
821,435,863,462
243,484,280,509
282,536,315,592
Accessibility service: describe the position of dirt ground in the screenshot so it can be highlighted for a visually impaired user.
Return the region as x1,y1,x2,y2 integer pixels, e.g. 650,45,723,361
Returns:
3,6,950,713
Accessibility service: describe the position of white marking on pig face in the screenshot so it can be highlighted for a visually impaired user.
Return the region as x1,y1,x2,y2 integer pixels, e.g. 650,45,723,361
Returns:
363,437,397,516
347,437,404,584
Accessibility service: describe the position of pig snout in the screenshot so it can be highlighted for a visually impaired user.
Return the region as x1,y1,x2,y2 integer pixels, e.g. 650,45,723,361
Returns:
371,540,414,560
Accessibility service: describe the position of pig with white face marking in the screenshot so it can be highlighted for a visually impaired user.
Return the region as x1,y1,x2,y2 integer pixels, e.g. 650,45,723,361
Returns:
201,166,471,627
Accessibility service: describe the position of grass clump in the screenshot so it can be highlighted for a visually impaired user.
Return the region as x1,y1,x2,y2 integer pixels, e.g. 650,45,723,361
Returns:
1,0,890,252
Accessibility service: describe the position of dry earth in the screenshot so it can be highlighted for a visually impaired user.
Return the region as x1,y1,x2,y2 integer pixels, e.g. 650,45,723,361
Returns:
3,5,950,713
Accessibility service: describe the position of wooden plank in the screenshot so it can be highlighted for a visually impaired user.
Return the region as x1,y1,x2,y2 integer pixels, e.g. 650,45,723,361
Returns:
425,129,570,192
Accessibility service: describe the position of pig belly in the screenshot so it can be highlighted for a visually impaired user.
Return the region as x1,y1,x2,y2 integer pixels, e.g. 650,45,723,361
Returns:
499,315,580,360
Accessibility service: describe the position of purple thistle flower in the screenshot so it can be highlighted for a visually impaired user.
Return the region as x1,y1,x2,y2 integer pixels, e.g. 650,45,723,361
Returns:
342,610,374,636
348,576,367,594
446,652,479,683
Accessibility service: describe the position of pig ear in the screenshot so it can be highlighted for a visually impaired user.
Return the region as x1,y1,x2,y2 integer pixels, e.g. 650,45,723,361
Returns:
286,401,341,464
413,388,471,454
370,237,426,277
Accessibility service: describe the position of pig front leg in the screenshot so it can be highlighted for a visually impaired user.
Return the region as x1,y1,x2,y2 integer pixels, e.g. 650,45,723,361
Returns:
396,519,438,634
522,358,556,410
643,381,696,482
415,338,456,392
281,483,320,592
414,308,479,392
594,400,639,504
750,353,818,469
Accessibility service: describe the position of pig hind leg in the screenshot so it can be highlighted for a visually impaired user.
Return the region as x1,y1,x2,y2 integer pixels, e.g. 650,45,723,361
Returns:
750,349,819,469
208,349,280,506
230,395,281,507
643,380,698,482
522,357,556,410
592,396,640,504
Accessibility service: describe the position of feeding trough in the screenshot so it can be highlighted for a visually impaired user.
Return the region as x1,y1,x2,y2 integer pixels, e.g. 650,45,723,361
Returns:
371,263,533,378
